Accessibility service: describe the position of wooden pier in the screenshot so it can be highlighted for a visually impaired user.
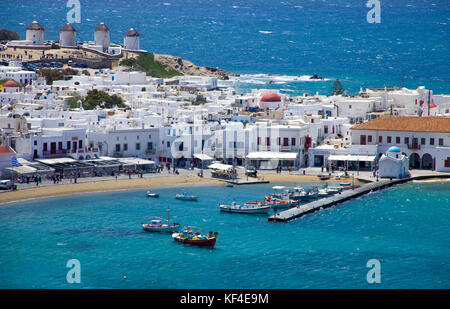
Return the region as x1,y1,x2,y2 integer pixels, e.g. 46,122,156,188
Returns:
268,175,450,222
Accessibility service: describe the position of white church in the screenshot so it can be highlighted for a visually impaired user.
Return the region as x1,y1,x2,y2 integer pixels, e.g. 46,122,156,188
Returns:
378,146,410,179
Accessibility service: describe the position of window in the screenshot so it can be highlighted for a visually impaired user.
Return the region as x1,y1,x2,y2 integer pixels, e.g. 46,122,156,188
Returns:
368,135,372,143
421,138,426,145
115,144,121,152
34,140,37,146
430,138,434,145
136,143,140,150
360,135,366,145
445,157,450,168
396,137,400,144
79,140,83,149
404,137,409,144
379,136,383,143
387,136,392,143
324,126,328,134
123,144,128,151
58,142,63,150
266,137,270,146
148,135,151,139
147,142,153,150
137,135,139,140
257,137,261,145
283,138,289,146
439,138,444,146
349,105,352,109
291,138,296,146
43,143,47,151
167,141,170,148
67,141,71,150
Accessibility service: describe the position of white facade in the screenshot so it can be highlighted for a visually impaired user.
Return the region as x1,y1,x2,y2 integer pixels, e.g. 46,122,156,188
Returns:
124,29,140,51
25,21,45,45
94,23,110,52
59,23,77,47
379,148,409,179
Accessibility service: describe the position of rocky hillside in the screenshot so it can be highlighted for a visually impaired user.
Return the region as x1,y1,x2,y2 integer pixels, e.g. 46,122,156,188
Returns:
153,53,238,80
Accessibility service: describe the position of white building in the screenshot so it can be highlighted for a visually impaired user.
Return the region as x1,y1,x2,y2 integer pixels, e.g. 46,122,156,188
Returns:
351,115,450,172
59,23,77,47
25,21,45,45
378,146,409,178
94,23,110,52
124,28,140,51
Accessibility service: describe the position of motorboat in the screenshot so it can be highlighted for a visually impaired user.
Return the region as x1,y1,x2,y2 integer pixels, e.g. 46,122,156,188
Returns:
146,191,159,198
220,202,271,214
175,192,198,201
318,174,330,180
342,184,361,190
172,226,218,247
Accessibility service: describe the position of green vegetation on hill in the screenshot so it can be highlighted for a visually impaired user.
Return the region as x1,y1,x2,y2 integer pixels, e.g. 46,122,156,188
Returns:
38,68,79,85
67,90,126,110
120,53,181,78
0,29,19,41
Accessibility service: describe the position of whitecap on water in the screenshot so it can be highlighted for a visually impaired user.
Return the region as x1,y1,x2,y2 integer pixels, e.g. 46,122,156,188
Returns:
259,30,273,34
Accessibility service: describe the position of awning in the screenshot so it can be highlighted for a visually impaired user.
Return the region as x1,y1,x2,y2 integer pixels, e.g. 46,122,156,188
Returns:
208,163,234,171
5,165,37,175
328,154,376,162
246,152,298,160
194,154,213,161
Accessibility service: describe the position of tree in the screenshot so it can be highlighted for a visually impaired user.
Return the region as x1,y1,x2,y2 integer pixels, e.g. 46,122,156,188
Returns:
0,29,19,41
330,79,344,95
83,89,126,110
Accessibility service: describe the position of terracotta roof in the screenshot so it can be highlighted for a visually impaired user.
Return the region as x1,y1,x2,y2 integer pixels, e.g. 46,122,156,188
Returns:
125,28,139,37
26,21,45,31
95,23,110,32
351,115,450,133
60,23,76,32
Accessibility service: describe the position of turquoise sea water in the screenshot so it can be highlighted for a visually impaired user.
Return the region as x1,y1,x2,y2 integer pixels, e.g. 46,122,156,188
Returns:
0,181,449,288
1,0,449,95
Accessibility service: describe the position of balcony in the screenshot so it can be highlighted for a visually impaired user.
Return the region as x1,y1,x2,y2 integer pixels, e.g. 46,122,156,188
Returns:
280,145,291,152
259,145,271,151
146,148,156,155
407,143,421,150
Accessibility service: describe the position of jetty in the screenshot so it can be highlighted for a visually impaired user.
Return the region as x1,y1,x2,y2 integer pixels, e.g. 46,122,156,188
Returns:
268,174,450,222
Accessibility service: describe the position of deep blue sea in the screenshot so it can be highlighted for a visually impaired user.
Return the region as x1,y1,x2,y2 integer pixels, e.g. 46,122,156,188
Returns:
1,0,449,95
0,181,449,288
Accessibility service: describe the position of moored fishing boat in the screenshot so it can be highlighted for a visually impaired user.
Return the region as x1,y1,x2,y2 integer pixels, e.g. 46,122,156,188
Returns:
172,226,218,247
339,182,351,186
220,202,271,214
175,192,198,201
141,219,180,232
141,207,179,232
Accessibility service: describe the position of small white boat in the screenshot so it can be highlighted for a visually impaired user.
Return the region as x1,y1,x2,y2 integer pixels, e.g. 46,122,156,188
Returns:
141,219,180,232
146,191,159,198
220,202,271,214
176,192,198,201
318,189,329,197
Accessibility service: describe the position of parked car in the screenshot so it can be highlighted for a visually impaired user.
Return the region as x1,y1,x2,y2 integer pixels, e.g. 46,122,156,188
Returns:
0,180,14,190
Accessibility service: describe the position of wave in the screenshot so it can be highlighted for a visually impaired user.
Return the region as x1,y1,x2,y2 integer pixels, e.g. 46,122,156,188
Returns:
258,30,273,34
229,74,331,84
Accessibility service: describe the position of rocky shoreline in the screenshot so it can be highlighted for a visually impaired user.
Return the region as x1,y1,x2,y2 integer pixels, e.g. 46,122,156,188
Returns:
153,53,239,80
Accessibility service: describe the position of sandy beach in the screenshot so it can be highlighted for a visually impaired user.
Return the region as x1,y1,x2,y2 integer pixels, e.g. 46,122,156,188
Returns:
0,172,345,205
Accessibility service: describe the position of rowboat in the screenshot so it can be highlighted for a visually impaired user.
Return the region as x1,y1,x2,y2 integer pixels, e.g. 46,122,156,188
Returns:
172,226,218,247
176,192,198,201
220,202,271,214
339,182,351,186
342,184,361,190
318,174,330,180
